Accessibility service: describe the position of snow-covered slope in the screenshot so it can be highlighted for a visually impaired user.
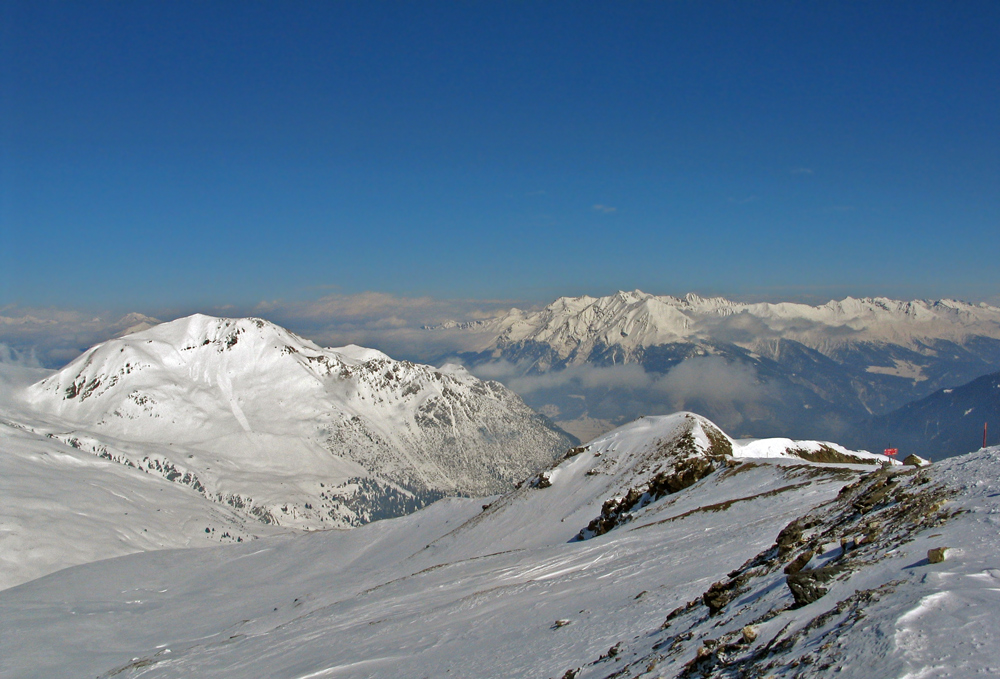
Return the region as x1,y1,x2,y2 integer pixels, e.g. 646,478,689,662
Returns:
0,416,288,591
425,413,890,556
570,451,991,679
4,413,958,679
21,315,572,531
0,359,292,591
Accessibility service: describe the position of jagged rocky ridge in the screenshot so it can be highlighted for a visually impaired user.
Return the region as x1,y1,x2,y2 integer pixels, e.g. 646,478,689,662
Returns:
24,314,572,529
458,290,1000,361
568,455,961,679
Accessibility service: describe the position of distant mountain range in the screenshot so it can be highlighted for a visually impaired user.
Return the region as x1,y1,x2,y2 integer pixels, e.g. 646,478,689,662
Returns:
432,290,1000,445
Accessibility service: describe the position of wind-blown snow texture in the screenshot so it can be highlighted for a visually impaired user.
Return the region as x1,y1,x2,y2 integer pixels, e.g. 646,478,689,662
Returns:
7,412,988,679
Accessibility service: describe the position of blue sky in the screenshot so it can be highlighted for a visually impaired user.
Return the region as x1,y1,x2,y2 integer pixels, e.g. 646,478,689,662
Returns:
2,1,999,312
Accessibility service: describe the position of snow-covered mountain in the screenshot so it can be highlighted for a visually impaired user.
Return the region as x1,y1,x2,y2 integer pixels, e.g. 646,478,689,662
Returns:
6,411,993,678
22,314,572,531
434,290,1000,443
458,290,1000,360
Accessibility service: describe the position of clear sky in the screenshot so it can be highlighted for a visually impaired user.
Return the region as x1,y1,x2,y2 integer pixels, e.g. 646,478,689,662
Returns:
2,1,999,311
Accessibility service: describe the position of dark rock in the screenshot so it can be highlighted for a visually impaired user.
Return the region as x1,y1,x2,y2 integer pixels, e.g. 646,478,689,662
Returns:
787,566,841,607
790,443,878,465
703,573,750,615
784,549,815,575
775,519,804,557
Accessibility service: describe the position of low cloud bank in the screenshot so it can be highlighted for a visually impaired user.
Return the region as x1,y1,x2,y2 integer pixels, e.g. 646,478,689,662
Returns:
0,343,53,399
470,356,768,404
473,361,655,394
252,292,522,360
0,307,160,368
657,356,768,405
466,356,788,437
0,294,518,368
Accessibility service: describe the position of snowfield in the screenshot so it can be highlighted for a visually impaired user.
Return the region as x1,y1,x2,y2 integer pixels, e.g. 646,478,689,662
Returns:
3,406,993,678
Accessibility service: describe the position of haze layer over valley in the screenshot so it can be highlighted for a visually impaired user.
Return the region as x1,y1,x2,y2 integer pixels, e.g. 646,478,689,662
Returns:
429,290,1000,451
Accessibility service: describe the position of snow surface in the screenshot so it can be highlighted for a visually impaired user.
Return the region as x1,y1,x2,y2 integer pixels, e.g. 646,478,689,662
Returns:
0,357,290,591
0,416,287,592
4,412,977,679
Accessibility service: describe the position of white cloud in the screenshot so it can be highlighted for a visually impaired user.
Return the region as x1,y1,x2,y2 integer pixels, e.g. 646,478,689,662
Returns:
468,357,767,404
592,204,617,213
0,293,524,367
653,356,764,403
0,308,161,368
252,292,526,360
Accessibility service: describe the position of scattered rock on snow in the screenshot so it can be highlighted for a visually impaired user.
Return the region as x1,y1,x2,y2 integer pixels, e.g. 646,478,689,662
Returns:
783,549,815,575
786,565,843,607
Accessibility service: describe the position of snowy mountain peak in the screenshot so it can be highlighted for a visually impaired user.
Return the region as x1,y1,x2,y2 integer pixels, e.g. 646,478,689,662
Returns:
25,314,572,530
